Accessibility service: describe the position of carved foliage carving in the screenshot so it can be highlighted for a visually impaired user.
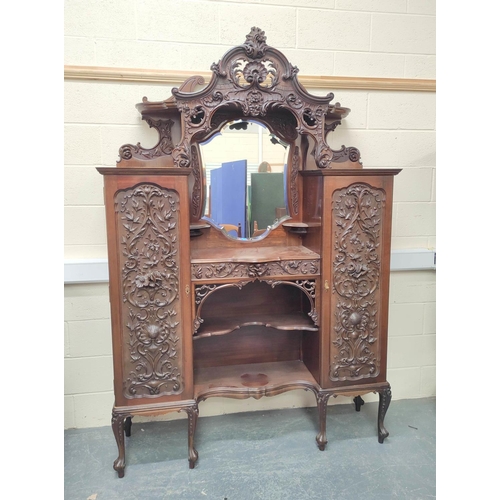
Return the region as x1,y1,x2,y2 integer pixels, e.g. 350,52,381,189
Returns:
191,259,319,281
115,184,183,398
330,183,385,382
265,279,318,326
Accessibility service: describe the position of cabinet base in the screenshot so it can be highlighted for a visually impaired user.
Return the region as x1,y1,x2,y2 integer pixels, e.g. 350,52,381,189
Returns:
110,383,391,477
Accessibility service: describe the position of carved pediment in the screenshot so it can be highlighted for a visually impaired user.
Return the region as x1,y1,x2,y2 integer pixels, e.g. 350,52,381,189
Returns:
170,27,359,170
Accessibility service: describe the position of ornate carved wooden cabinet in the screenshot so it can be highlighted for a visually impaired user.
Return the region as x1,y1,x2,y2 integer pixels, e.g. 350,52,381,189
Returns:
98,28,400,478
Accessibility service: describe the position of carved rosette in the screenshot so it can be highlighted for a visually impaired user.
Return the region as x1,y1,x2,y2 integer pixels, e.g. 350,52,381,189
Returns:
329,183,386,382
191,259,319,281
115,184,183,398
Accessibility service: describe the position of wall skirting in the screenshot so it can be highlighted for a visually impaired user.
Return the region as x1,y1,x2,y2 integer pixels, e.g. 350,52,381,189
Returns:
64,249,436,284
64,65,436,92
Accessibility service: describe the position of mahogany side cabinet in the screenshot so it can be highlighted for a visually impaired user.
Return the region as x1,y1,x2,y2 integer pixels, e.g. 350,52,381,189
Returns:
97,27,400,478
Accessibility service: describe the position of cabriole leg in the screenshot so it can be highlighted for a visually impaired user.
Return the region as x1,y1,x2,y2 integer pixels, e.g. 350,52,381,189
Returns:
111,409,129,478
378,386,392,443
185,404,199,469
315,392,331,451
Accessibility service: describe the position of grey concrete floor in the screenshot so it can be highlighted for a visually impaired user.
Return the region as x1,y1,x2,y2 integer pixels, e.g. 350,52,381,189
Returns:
64,397,436,500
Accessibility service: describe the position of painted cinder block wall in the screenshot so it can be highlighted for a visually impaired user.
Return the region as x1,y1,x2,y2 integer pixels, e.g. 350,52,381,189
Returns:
64,0,436,429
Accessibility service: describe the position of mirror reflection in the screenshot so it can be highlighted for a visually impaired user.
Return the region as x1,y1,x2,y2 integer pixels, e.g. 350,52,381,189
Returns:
200,120,290,239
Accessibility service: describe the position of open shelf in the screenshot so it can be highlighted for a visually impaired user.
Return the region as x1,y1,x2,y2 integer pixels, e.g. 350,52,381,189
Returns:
194,360,320,400
194,312,318,339
193,280,318,337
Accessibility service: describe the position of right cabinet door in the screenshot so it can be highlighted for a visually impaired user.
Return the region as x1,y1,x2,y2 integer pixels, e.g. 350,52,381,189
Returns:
321,173,397,390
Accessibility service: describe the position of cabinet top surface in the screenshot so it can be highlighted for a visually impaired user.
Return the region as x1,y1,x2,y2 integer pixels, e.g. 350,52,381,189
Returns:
191,245,320,264
300,168,402,177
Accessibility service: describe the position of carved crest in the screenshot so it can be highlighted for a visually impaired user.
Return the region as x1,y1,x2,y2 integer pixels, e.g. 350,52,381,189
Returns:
170,27,359,170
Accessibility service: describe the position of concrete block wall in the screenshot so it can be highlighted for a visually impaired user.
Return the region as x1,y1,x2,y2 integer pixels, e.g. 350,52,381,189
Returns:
64,0,436,429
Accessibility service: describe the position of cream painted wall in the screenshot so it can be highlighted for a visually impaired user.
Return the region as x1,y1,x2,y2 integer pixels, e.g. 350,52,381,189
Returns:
64,0,436,429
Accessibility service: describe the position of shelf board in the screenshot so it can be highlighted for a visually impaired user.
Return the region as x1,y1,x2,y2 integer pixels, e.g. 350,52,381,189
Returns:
194,360,319,400
282,222,321,228
194,312,318,338
191,245,320,264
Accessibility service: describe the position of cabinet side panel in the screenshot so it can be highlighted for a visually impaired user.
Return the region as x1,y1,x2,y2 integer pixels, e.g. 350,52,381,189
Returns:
301,174,323,383
114,182,186,401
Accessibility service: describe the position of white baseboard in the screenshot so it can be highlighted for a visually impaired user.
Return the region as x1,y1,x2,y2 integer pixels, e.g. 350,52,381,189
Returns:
64,249,436,284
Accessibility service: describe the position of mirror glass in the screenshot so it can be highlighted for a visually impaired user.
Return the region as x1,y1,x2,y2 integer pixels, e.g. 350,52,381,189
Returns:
199,120,290,239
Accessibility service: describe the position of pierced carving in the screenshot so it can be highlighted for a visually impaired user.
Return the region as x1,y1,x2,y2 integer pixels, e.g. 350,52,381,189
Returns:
231,59,278,89
115,184,183,398
265,279,318,326
193,282,248,334
118,118,174,162
330,183,386,381
191,259,319,281
169,27,359,170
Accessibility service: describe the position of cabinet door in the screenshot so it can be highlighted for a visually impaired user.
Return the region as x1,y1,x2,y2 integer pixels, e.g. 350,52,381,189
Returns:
322,175,395,388
103,174,193,406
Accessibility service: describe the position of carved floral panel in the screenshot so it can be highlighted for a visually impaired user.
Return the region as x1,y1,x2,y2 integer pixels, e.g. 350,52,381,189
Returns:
115,184,183,398
329,183,386,382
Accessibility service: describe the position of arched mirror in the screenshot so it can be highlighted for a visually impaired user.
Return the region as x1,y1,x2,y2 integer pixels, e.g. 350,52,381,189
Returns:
199,120,290,239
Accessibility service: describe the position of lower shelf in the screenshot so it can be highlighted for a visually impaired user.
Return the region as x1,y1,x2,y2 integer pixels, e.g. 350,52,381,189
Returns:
194,312,318,338
194,360,320,401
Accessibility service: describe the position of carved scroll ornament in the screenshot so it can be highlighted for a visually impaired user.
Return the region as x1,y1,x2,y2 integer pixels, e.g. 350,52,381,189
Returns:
118,117,174,163
191,259,319,281
115,184,183,398
330,183,386,382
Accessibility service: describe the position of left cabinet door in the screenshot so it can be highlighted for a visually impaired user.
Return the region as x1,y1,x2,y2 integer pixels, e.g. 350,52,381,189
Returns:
100,170,193,407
